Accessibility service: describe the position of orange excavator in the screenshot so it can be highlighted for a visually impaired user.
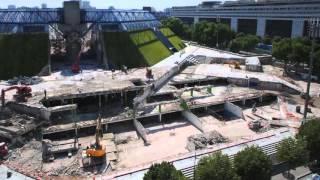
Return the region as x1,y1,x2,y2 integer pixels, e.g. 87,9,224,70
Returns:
225,60,241,69
1,86,32,107
83,114,106,166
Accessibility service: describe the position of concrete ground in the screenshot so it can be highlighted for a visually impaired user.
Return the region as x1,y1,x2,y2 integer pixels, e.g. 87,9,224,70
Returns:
115,120,200,170
199,115,256,141
114,114,259,170
272,166,312,180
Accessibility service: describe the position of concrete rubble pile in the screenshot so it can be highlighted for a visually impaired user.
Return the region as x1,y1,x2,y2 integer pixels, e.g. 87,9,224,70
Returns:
48,152,82,176
5,140,43,176
0,108,40,144
186,131,228,151
7,76,43,85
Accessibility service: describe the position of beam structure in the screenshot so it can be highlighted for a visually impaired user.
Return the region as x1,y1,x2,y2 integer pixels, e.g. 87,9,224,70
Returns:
83,10,157,23
0,9,62,24
133,119,150,145
0,9,159,26
181,110,204,132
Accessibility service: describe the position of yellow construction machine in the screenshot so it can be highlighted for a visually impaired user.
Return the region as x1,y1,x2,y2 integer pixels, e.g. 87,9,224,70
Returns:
82,114,106,167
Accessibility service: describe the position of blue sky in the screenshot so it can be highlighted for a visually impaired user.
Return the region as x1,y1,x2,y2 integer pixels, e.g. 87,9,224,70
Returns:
0,0,215,10
0,0,230,11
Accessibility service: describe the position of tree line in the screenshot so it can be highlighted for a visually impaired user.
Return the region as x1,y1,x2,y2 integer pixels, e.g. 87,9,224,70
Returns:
161,17,261,52
143,119,320,180
162,17,320,77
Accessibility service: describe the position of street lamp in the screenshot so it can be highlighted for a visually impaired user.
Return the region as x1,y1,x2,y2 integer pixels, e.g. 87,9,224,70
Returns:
216,16,221,48
303,17,320,121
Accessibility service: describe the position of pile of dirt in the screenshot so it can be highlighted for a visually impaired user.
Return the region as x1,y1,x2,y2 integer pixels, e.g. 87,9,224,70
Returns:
186,131,228,151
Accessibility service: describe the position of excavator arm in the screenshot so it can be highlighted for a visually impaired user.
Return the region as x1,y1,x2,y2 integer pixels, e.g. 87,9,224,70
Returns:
85,114,106,158
1,86,32,107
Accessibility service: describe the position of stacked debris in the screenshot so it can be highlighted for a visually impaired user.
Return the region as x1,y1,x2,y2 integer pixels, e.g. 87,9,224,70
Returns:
0,111,39,145
0,107,12,120
186,131,228,151
48,151,82,176
5,140,43,177
7,76,42,85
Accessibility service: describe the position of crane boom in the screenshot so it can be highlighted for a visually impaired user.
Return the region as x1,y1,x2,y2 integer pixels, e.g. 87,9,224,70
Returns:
1,86,32,107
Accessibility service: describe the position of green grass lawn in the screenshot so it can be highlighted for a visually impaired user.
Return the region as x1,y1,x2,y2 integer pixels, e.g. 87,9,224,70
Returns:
130,30,172,66
138,41,172,65
159,27,186,51
104,31,146,68
160,28,175,37
130,30,157,46
168,36,186,51
0,33,48,79
104,30,172,68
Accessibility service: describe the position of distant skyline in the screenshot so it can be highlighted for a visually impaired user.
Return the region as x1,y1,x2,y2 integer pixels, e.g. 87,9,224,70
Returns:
0,0,233,11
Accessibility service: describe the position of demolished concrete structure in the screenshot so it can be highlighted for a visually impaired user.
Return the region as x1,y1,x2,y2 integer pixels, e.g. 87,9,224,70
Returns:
0,44,319,179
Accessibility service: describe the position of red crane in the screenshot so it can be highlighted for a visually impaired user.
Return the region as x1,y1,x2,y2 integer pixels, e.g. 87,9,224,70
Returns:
0,142,8,159
1,86,32,107
71,50,81,73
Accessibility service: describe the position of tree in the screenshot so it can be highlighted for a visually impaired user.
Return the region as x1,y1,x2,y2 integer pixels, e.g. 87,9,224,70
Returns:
234,146,272,180
276,137,309,174
229,34,260,52
216,23,235,49
192,21,234,48
195,152,239,180
262,35,272,45
290,38,311,73
192,21,213,46
143,161,186,180
161,17,185,39
313,49,320,77
272,36,282,43
272,38,292,74
183,24,192,40
298,119,320,161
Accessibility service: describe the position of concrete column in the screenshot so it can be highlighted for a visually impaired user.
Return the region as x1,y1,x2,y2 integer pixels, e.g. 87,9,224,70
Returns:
242,99,246,106
257,18,266,37
159,104,162,122
194,16,199,24
231,18,238,32
182,110,203,132
124,91,128,106
133,119,150,145
48,40,51,75
120,91,124,106
104,94,108,102
291,19,304,38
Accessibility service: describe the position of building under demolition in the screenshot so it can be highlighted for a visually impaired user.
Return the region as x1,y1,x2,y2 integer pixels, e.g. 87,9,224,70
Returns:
0,1,320,179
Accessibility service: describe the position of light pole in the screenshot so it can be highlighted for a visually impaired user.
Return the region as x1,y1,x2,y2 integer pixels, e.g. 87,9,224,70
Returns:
216,16,221,48
303,18,320,121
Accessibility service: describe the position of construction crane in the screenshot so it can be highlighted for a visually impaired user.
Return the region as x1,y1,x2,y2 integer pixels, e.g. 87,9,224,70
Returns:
71,50,81,73
1,86,32,107
82,114,106,166
0,142,9,160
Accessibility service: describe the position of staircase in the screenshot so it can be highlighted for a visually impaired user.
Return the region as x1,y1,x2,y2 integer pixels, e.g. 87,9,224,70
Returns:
180,166,195,179
186,56,200,65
